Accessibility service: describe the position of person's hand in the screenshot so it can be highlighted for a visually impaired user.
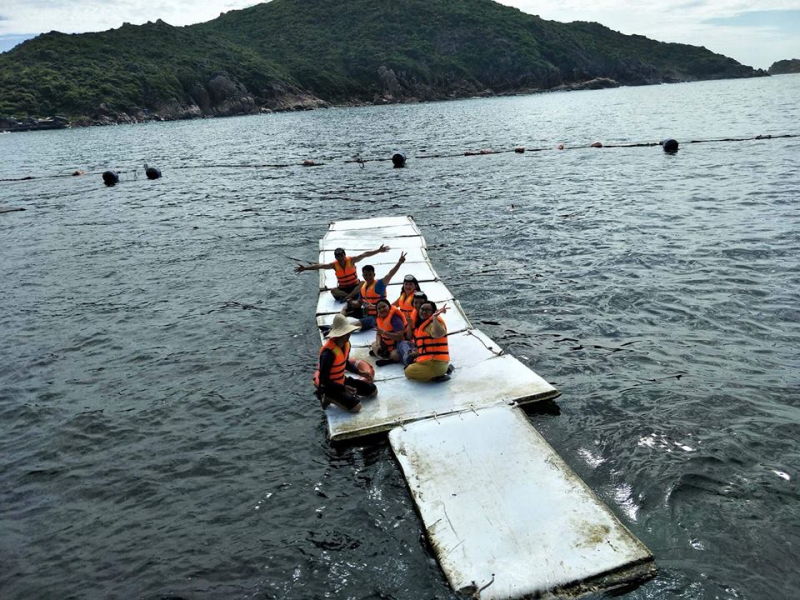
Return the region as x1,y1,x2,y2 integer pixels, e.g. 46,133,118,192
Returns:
294,264,305,273
433,304,449,318
376,328,387,336
398,251,407,264
379,244,390,253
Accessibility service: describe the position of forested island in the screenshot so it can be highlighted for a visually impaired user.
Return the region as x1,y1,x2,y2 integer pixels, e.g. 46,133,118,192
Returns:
0,0,767,129
768,59,800,74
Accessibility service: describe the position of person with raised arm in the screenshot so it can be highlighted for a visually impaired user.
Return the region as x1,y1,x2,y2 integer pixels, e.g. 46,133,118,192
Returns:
403,301,452,382
357,252,406,327
295,244,390,301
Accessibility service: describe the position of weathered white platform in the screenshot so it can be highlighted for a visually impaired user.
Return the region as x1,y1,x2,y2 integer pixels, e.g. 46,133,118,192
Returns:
323,223,420,241
324,354,556,439
315,216,558,441
310,216,655,598
319,235,424,251
328,216,413,230
389,406,656,598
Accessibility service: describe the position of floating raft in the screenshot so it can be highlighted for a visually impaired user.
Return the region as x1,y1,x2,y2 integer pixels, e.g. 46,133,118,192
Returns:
313,216,655,598
316,216,559,441
390,407,656,598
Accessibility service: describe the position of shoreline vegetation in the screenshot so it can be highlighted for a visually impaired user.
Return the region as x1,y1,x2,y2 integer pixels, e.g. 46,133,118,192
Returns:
0,0,769,133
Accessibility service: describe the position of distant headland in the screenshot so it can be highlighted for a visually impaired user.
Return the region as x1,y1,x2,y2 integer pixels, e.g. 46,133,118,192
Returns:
0,0,768,131
768,59,800,75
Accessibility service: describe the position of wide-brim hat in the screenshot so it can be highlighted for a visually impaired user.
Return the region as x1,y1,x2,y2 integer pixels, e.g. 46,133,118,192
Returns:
326,313,361,338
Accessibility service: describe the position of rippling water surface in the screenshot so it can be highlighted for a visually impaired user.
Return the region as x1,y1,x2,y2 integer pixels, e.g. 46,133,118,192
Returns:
2,75,799,599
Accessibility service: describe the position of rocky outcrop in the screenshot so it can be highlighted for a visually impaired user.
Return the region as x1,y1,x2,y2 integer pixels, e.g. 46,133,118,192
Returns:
257,80,327,111
65,74,326,127
0,115,68,132
768,59,800,74
554,77,619,91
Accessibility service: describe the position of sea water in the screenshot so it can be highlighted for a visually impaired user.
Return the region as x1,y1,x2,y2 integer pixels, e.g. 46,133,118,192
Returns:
1,75,799,599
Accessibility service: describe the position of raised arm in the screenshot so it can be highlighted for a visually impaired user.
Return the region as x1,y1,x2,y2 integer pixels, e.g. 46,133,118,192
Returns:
427,318,447,339
352,244,390,263
295,260,333,273
425,305,448,338
381,252,407,285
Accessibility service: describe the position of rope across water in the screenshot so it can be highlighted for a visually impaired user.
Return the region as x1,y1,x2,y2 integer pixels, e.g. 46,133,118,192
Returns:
1,133,796,184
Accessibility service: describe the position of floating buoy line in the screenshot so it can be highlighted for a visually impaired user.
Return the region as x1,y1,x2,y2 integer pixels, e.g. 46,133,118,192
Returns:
0,133,796,184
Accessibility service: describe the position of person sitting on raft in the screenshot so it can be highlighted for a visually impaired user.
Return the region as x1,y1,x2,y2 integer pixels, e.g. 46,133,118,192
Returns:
401,301,453,382
372,299,407,366
338,295,381,333
402,290,427,340
393,274,421,320
295,245,389,301
315,314,376,412
358,252,406,326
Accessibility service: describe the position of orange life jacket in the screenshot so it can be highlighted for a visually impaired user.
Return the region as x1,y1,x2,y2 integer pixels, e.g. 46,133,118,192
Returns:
393,291,415,319
376,305,407,352
414,316,449,362
333,257,358,288
360,280,383,316
405,307,418,339
313,339,350,387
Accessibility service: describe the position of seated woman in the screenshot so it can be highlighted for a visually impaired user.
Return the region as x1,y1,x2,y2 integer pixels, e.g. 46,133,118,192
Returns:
403,301,452,382
403,291,427,340
372,299,407,366
393,274,421,320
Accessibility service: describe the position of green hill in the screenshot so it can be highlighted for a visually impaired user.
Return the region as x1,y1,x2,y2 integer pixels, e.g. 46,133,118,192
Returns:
0,0,766,125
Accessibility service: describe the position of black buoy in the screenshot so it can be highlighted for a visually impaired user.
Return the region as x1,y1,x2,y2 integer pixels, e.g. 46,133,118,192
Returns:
102,171,119,186
660,138,679,154
391,151,406,168
145,165,162,179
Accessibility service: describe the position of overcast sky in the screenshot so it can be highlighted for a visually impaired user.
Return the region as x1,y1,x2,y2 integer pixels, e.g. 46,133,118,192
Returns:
0,0,798,69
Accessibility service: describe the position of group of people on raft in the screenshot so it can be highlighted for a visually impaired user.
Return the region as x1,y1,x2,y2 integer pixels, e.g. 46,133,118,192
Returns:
295,244,452,413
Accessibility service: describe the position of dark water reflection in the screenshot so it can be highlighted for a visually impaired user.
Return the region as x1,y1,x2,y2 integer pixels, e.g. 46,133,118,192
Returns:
1,76,799,599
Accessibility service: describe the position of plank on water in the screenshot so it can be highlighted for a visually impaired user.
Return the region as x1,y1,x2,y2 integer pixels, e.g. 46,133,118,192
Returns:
328,216,414,230
389,406,656,599
319,235,424,251
324,353,557,440
322,223,420,241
